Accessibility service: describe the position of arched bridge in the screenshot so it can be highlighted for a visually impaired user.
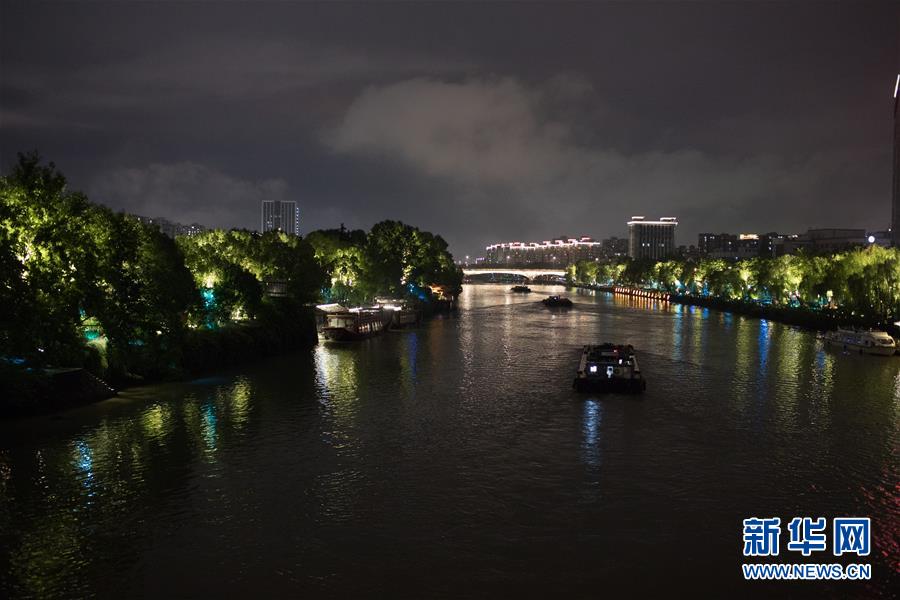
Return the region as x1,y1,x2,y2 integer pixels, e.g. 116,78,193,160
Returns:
462,267,567,281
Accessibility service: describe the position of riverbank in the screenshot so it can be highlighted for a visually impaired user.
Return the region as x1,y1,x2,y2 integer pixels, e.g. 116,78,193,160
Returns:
0,308,319,418
0,298,459,418
579,283,900,337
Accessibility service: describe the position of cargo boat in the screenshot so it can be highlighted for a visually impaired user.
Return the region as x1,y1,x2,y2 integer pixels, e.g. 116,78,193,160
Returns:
573,344,646,393
824,327,897,356
542,295,573,307
511,285,532,293
321,307,393,341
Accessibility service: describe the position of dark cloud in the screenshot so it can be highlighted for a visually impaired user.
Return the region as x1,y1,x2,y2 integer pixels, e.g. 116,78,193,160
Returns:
1,1,896,258
89,162,288,230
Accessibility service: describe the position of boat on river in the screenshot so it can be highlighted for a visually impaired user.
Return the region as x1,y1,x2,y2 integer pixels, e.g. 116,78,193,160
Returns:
573,344,646,393
375,298,422,329
321,306,393,341
824,327,897,356
511,285,532,293
542,295,573,308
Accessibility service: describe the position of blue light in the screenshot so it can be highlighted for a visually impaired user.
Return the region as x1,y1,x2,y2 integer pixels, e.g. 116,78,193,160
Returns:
202,288,216,308
202,288,218,329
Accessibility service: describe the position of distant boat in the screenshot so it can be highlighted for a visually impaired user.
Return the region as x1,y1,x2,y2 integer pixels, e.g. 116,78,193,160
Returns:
824,327,896,356
573,344,645,393
542,295,573,308
511,285,532,293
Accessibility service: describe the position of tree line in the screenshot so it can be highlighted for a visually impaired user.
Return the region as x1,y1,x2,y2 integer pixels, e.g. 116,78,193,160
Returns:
566,250,900,324
306,223,462,306
0,153,462,384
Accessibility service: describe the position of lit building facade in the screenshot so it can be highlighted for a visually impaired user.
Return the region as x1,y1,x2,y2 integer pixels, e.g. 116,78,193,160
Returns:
484,236,603,265
601,236,629,258
627,216,677,260
133,215,205,238
782,228,866,254
698,232,782,259
261,200,300,236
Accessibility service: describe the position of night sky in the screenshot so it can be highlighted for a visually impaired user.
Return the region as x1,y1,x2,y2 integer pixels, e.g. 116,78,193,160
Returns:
1,1,897,258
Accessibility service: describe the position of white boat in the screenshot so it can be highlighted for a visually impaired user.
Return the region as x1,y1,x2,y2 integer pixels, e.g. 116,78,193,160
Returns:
824,327,897,356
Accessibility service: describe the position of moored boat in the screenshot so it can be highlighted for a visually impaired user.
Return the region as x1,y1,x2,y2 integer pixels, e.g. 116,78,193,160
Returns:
375,298,422,329
321,307,393,341
542,295,573,307
573,343,645,393
824,327,896,356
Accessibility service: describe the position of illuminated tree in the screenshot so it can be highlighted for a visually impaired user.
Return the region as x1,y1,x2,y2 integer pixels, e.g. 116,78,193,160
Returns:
0,153,101,365
309,220,462,302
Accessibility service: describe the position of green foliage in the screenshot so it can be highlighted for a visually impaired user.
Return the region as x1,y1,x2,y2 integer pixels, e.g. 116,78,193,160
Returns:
1,152,103,365
177,229,325,325
307,220,463,303
1,153,327,385
566,246,900,324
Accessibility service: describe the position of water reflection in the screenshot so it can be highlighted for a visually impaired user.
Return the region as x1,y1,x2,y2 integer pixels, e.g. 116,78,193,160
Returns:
757,319,770,374
201,400,218,459
314,344,362,453
581,399,602,469
72,440,95,497
400,331,419,398
671,304,684,363
0,285,898,597
141,403,167,441
315,344,359,402
229,379,253,430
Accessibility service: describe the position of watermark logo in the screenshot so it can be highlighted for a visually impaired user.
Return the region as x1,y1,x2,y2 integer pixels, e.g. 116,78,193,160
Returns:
833,518,870,557
742,517,872,581
743,517,781,557
787,517,827,556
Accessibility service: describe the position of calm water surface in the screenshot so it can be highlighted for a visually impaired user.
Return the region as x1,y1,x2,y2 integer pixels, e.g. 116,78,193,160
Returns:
1,285,898,598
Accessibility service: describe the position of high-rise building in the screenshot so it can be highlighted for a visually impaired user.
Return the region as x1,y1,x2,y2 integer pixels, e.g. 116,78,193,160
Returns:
892,74,900,246
627,216,677,260
261,200,300,236
601,236,629,258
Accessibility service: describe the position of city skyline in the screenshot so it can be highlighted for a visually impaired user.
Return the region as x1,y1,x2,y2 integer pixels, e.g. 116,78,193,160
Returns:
1,2,897,259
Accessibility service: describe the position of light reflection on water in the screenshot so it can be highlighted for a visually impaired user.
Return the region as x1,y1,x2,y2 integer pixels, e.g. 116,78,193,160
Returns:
0,284,898,597
581,399,602,470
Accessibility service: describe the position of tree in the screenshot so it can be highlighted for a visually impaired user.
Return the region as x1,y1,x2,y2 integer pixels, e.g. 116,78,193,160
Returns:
0,153,100,365
178,229,325,325
310,220,462,302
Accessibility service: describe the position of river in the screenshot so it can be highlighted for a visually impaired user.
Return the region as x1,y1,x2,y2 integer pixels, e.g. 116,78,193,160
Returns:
1,284,898,597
